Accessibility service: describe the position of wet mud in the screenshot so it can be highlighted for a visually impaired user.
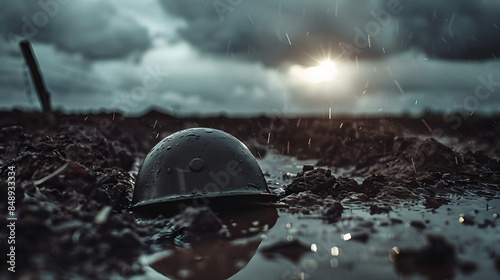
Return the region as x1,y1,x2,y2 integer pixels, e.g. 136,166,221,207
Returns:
0,110,499,279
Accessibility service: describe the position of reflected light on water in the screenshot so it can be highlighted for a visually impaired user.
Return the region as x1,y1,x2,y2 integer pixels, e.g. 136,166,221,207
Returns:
392,246,400,254
341,233,352,241
311,244,318,252
459,214,465,223
306,259,318,270
331,246,339,256
390,246,400,262
330,258,339,268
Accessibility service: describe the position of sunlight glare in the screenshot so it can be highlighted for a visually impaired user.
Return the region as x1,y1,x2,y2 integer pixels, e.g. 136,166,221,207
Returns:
290,60,338,84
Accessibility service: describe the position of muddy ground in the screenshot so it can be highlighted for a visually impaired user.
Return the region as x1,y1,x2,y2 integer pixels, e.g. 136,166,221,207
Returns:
0,110,499,279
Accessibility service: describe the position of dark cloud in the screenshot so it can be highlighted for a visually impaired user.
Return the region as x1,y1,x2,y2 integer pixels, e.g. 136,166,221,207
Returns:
2,0,499,117
159,0,377,65
397,0,500,60
159,0,500,65
0,0,150,60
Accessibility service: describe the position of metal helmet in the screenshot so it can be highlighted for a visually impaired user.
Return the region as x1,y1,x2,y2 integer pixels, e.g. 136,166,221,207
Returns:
131,128,277,214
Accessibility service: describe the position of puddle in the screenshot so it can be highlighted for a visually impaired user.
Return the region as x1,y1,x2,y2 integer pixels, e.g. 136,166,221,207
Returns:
261,150,361,187
133,152,500,280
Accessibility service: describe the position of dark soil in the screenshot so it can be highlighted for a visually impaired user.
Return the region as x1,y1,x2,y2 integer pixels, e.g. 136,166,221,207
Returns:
0,109,499,279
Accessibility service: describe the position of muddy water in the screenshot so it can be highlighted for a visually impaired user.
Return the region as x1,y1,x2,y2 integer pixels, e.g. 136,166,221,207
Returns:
135,151,499,280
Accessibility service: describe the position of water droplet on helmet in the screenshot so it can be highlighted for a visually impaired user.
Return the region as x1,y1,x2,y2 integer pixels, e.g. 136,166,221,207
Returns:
204,128,213,133
166,146,172,150
167,168,172,174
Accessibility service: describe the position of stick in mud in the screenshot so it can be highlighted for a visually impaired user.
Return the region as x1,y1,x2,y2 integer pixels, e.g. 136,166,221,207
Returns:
19,39,56,126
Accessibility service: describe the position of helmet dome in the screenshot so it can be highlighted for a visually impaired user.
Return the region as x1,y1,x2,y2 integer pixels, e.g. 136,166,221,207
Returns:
131,128,277,214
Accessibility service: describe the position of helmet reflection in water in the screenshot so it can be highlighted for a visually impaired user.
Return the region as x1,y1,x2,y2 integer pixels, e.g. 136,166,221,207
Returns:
150,207,278,280
131,128,278,216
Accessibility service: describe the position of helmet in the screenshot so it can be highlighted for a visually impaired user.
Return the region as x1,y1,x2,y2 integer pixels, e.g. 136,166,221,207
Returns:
131,128,277,215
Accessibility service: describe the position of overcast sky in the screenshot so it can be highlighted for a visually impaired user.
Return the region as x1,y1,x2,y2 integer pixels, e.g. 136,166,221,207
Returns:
1,0,499,116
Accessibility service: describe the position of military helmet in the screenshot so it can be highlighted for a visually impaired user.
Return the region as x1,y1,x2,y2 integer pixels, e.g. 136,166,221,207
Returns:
131,128,277,214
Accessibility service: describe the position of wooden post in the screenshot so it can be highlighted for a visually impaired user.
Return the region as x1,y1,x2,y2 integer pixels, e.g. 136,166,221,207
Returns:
19,39,56,126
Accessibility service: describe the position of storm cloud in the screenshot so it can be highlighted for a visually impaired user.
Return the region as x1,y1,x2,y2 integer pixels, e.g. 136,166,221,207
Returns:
1,0,500,117
0,0,150,60
160,0,500,65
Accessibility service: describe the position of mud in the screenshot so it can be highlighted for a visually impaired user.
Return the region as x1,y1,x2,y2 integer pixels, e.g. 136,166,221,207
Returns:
0,110,499,279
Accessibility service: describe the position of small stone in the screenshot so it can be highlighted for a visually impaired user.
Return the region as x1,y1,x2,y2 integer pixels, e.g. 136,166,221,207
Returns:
409,221,426,230
302,164,314,172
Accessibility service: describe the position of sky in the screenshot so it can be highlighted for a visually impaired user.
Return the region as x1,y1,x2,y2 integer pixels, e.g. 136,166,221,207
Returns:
1,0,500,117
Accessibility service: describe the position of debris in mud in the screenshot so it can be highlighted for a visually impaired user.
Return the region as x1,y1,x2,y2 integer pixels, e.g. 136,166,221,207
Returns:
281,191,323,207
284,168,423,204
369,205,391,215
323,200,344,220
390,218,404,225
354,137,500,178
284,167,366,202
151,207,225,246
261,240,311,263
424,196,450,209
393,235,466,279
280,190,344,218
9,196,159,279
281,167,420,215
458,214,476,226
283,164,499,219
302,164,314,172
0,122,168,279
341,192,370,203
408,220,427,230
350,232,370,243
284,168,337,196
458,261,477,275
